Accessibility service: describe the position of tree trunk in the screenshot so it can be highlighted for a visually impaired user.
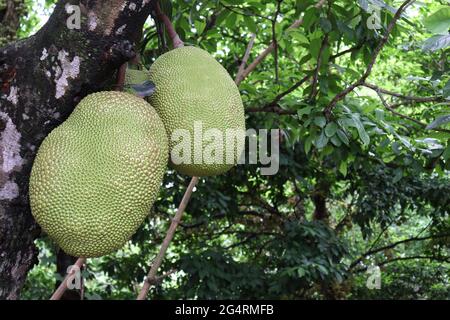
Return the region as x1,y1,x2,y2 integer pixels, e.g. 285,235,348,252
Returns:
0,0,154,299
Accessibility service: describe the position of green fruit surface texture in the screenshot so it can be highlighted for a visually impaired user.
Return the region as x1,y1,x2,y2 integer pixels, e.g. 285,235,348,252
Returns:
124,68,149,86
29,91,168,257
149,46,245,177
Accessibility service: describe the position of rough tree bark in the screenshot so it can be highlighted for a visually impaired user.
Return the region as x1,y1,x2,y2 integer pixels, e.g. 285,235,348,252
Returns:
0,0,154,299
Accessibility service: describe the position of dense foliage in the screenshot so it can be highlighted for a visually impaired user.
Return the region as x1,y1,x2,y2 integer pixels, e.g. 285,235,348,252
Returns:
17,0,450,299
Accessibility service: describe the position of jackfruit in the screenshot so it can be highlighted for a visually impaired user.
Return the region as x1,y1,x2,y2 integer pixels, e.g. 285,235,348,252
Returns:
29,91,168,257
124,68,149,87
149,46,245,177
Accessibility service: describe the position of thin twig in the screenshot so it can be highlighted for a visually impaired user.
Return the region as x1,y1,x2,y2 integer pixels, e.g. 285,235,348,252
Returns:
246,105,296,115
324,0,415,117
136,176,199,300
238,0,327,83
235,33,256,85
309,34,329,100
375,90,450,133
349,233,450,270
272,0,282,83
50,258,86,300
363,82,443,103
354,255,450,273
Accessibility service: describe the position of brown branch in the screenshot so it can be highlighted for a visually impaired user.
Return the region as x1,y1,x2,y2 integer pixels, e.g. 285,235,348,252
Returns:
272,0,282,83
263,42,367,108
199,8,225,40
309,34,329,100
238,0,327,83
272,74,311,104
114,63,127,91
155,1,184,48
235,33,256,86
354,255,450,273
324,0,415,117
50,258,86,300
246,105,296,115
219,1,272,22
330,43,363,60
350,233,450,270
137,176,199,300
363,82,444,102
374,89,450,133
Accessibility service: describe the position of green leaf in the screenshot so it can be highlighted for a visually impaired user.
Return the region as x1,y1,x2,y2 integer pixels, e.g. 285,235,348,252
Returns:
426,115,450,130
424,7,450,35
309,38,322,60
443,145,450,161
375,109,384,121
443,80,450,98
287,30,309,44
302,7,318,30
298,106,313,118
243,16,258,33
305,134,314,154
319,18,332,33
315,131,329,149
393,168,403,183
422,34,450,52
330,135,342,147
194,20,206,34
339,161,347,176
337,129,350,146
325,122,338,137
351,115,370,146
314,116,327,128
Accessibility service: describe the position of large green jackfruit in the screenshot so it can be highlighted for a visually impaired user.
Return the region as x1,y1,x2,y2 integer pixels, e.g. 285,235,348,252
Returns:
29,92,168,257
149,46,246,177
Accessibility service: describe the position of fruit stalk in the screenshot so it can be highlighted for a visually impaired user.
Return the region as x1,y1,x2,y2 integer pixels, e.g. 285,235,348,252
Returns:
50,258,86,300
154,1,184,49
137,176,199,300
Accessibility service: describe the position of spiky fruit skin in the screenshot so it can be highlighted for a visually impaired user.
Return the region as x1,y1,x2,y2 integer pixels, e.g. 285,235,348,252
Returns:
29,92,168,257
125,68,149,86
149,46,245,177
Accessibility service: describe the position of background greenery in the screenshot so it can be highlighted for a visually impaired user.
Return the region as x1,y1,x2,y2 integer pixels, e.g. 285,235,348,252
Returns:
13,0,450,299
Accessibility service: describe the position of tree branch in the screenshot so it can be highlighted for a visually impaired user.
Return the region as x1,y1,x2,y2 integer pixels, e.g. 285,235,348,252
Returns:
309,34,329,100
154,1,184,48
50,258,86,300
354,255,450,273
136,176,199,300
238,0,327,84
363,82,444,103
350,233,450,270
374,89,450,133
324,0,415,117
235,33,256,86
